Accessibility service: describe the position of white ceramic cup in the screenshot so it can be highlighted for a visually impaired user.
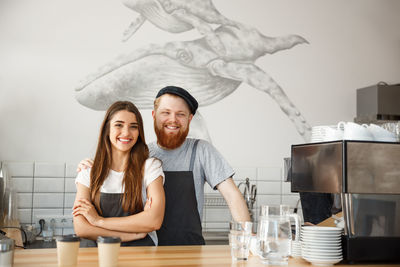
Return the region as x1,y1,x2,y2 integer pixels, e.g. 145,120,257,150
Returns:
368,124,397,142
97,236,121,267
0,238,14,267
340,121,374,141
323,126,343,141
56,235,80,267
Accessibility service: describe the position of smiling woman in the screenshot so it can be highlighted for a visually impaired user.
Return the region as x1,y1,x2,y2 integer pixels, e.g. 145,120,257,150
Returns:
72,101,165,247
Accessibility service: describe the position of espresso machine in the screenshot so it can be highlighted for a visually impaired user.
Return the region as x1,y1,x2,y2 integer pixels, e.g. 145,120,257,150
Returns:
291,140,400,263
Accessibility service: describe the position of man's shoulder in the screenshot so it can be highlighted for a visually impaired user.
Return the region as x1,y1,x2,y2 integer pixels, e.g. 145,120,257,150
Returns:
148,141,158,153
193,138,214,151
148,141,157,147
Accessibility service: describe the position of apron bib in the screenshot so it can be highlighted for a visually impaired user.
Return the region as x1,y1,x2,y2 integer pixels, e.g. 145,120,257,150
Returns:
157,140,205,245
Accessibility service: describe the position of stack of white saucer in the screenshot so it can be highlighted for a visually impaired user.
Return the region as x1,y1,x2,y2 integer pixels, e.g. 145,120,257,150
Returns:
310,125,342,143
301,226,343,266
291,240,302,258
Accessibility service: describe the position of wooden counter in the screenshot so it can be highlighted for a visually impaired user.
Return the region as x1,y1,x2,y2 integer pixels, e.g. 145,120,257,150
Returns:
14,245,400,267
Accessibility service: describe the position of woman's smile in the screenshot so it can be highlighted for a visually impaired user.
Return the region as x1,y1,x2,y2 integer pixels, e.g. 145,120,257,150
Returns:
118,137,133,144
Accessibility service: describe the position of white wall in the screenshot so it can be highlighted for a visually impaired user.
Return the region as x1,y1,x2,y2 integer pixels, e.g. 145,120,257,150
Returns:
1,0,400,169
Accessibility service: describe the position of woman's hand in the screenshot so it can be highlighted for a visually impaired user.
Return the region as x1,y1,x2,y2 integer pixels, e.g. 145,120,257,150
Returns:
73,199,103,227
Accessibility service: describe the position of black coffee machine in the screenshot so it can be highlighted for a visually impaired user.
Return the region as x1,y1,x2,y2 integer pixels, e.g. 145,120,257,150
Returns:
291,140,400,263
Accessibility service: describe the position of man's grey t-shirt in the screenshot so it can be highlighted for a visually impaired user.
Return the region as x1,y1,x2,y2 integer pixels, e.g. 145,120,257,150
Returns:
148,138,234,220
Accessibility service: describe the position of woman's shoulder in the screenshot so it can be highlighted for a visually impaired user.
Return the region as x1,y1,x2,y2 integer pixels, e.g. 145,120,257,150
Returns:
75,167,92,188
144,157,162,169
143,157,164,185
77,167,91,178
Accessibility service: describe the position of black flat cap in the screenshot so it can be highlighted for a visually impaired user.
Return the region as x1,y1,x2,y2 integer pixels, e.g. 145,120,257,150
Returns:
156,86,198,115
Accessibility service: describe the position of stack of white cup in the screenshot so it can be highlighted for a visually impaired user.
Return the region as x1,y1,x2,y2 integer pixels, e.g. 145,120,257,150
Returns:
312,122,399,142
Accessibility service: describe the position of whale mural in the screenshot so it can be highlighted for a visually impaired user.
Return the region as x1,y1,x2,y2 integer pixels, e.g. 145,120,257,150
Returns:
121,0,238,55
75,21,311,141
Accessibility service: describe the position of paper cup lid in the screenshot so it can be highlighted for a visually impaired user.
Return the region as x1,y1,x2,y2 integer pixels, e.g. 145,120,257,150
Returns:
57,234,81,242
97,236,121,244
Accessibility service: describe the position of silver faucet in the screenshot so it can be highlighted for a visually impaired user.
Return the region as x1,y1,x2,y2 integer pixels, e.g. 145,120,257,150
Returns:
238,178,257,220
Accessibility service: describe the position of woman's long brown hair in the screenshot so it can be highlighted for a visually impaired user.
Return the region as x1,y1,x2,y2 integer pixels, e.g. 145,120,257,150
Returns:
90,101,149,215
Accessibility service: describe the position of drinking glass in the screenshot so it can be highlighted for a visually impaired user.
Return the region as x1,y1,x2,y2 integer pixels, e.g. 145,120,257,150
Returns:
42,229,54,242
229,221,252,261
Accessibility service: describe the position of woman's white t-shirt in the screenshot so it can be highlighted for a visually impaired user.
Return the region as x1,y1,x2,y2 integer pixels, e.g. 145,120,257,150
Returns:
75,157,164,245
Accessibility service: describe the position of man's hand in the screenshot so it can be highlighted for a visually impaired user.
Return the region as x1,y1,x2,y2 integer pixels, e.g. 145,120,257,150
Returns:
73,199,102,226
76,158,94,172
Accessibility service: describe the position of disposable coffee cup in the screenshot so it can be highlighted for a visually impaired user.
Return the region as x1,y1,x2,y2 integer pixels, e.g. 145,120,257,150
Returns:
56,235,80,267
97,236,121,267
0,238,15,267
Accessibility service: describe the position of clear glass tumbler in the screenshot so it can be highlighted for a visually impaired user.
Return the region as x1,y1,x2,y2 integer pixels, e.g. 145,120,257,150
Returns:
229,221,252,261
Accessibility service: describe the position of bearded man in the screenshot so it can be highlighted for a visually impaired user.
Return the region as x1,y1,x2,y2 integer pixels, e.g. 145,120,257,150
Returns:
78,86,250,245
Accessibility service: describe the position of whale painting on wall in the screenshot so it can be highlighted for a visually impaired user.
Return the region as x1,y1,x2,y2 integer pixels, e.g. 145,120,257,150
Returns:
75,0,311,142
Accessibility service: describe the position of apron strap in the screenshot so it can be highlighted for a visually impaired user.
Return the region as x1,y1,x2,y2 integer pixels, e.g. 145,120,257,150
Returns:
189,139,200,172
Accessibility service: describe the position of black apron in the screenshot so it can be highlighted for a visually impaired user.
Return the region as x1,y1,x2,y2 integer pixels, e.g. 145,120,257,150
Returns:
98,192,155,246
157,140,205,246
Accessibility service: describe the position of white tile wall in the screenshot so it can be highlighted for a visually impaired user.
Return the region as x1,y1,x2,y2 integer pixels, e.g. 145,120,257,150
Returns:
256,195,282,206
35,162,65,177
1,161,77,227
65,163,78,178
63,208,73,216
17,193,33,208
257,167,281,181
2,162,34,177
64,178,76,193
33,193,64,208
282,180,295,195
282,194,301,208
64,193,75,209
17,209,32,224
34,178,64,192
257,181,281,195
12,178,33,192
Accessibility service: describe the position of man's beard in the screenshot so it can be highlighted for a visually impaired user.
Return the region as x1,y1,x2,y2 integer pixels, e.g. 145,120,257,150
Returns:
154,120,189,149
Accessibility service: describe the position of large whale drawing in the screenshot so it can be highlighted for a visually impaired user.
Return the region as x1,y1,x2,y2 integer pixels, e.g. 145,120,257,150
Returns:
76,23,311,141
121,0,238,55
